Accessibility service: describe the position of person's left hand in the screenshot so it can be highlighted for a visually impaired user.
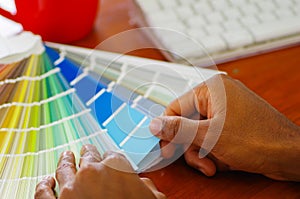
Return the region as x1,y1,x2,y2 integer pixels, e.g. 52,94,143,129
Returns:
34,144,165,199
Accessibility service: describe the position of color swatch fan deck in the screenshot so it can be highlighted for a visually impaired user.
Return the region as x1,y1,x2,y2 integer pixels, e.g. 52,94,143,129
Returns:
0,32,221,198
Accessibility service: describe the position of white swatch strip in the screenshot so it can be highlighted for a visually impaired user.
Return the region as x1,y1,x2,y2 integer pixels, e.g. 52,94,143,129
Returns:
0,109,91,133
102,103,126,127
131,95,143,108
85,88,105,106
143,72,160,98
119,116,147,147
106,81,116,92
0,88,75,110
0,67,60,86
116,63,127,84
0,173,54,183
54,51,65,66
70,67,89,86
0,130,106,158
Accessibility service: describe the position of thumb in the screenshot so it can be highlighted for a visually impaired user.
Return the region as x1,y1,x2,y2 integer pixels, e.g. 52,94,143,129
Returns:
149,116,210,147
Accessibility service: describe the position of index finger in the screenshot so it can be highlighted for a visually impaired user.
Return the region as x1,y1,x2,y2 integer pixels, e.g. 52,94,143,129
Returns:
79,144,102,168
102,151,134,173
55,151,76,190
165,82,209,118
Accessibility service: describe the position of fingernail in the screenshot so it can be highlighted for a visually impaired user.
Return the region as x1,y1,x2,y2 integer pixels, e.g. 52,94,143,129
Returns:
149,118,163,135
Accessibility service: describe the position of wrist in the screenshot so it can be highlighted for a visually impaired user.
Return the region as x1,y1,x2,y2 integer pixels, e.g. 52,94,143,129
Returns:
268,122,300,181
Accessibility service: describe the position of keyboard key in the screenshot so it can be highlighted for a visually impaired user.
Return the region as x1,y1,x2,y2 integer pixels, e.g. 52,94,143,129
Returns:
135,0,161,14
205,24,224,34
229,0,249,6
257,12,277,23
205,12,224,24
223,8,241,20
222,30,254,49
193,2,213,14
239,15,260,26
273,0,294,8
157,32,192,50
147,9,178,25
175,6,195,20
239,4,259,15
186,15,207,28
210,0,230,10
187,28,207,40
248,18,300,43
167,38,205,61
196,35,227,54
154,21,186,32
223,20,243,31
255,1,277,11
275,8,295,19
178,0,196,6
159,0,178,9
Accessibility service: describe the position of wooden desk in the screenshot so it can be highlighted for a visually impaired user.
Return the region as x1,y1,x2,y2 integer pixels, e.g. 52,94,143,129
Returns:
71,0,300,198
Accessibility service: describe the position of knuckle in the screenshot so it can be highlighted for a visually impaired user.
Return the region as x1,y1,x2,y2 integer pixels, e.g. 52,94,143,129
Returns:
35,184,47,194
165,117,180,140
104,153,125,164
57,162,76,171
104,151,126,162
103,152,133,171
34,189,45,198
56,162,76,177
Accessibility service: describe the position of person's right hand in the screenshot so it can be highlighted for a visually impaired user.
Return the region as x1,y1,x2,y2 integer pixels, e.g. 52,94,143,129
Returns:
150,74,300,181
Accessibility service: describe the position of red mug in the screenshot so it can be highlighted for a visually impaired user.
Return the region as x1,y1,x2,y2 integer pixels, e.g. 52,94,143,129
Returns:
0,0,99,43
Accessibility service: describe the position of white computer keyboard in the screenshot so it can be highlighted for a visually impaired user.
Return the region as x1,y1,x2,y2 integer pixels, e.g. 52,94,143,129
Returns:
132,0,300,66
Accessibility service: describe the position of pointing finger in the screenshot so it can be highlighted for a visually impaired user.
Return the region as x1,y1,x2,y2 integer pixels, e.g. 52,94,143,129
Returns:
56,151,76,191
79,144,102,168
150,116,210,147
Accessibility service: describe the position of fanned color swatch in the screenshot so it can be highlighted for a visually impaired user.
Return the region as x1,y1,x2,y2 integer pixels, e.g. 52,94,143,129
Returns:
0,34,221,198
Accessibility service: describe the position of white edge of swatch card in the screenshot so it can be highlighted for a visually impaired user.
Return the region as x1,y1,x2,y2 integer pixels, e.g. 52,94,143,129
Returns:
45,42,226,81
0,31,45,64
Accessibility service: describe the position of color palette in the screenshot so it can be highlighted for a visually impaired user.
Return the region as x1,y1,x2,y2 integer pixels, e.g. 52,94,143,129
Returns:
0,41,221,198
